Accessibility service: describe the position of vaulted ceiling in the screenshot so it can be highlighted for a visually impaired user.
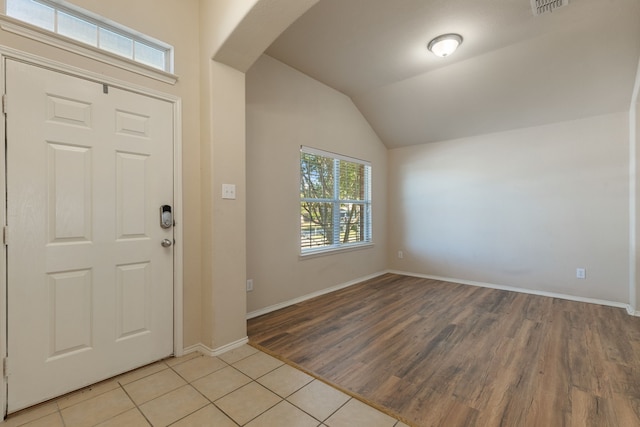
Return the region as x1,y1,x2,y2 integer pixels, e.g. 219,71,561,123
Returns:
265,0,640,147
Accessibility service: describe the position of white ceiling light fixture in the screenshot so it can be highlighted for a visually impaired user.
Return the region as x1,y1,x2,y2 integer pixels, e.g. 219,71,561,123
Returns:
427,33,463,57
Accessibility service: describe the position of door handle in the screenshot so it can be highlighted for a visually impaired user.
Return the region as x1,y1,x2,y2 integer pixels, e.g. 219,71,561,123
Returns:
161,239,172,247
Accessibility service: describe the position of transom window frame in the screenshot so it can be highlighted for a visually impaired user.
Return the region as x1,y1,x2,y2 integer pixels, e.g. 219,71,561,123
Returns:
2,0,176,84
300,145,373,257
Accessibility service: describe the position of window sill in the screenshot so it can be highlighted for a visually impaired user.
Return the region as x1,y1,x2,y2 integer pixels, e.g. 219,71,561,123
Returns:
0,15,178,85
299,242,374,260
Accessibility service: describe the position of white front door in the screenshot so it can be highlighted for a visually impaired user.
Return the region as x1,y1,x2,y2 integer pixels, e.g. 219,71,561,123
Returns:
5,59,175,412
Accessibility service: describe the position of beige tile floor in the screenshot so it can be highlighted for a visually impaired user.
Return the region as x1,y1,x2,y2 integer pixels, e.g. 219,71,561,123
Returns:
3,345,411,427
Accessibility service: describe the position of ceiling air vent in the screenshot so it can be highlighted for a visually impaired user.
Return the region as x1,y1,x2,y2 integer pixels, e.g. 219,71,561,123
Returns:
531,0,568,16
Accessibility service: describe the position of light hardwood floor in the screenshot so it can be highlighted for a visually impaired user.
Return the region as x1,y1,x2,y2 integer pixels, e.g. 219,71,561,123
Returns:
248,273,640,427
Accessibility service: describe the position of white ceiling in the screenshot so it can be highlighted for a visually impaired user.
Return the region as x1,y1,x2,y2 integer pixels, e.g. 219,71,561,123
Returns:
265,0,640,147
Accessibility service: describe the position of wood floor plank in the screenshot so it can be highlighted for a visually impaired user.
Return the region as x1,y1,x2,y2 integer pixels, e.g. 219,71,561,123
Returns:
248,273,640,426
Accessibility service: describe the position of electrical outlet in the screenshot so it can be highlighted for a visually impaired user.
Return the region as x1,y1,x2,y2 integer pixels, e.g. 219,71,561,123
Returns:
576,268,586,279
398,251,404,259
246,279,254,292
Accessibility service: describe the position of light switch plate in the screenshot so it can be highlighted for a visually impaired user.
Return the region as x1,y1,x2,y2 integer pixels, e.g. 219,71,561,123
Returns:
222,184,236,200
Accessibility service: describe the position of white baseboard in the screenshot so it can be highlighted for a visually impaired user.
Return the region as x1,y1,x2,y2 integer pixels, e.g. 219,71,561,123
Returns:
244,269,639,319
181,343,210,356
388,270,634,313
182,337,249,357
246,271,388,319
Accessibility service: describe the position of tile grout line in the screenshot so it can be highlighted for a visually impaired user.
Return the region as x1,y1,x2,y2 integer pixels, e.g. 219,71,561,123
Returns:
249,342,409,425
63,356,200,426
165,354,255,426
8,354,214,427
7,349,404,427
236,358,355,426
268,376,325,424
229,383,281,426
173,367,239,426
117,382,154,426
238,357,326,425
165,357,235,425
214,356,284,426
180,352,325,426
275,376,339,425
56,401,67,427
171,352,295,426
202,352,383,426
321,396,353,425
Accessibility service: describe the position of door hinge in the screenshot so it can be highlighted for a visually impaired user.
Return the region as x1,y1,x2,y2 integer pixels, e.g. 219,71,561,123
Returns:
1,94,6,115
3,226,8,246
2,358,8,378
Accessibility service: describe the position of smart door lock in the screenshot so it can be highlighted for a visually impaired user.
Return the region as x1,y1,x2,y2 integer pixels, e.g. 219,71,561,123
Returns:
160,205,173,228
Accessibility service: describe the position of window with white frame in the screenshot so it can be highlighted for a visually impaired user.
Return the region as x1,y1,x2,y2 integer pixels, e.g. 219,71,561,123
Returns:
5,0,173,72
300,146,372,254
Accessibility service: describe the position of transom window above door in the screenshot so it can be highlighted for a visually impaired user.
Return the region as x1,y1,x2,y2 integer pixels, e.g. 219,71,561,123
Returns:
5,0,173,73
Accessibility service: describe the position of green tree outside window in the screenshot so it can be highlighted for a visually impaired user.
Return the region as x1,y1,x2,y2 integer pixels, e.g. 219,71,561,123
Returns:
300,147,371,253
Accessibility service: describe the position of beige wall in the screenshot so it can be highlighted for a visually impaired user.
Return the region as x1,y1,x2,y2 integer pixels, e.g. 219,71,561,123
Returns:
0,0,203,347
198,0,251,350
197,0,316,347
245,55,388,313
211,0,318,72
198,58,248,349
633,79,640,311
636,102,640,310
388,112,630,303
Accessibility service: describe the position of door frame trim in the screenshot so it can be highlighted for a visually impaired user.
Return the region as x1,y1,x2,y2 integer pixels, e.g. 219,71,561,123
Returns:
0,45,184,417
